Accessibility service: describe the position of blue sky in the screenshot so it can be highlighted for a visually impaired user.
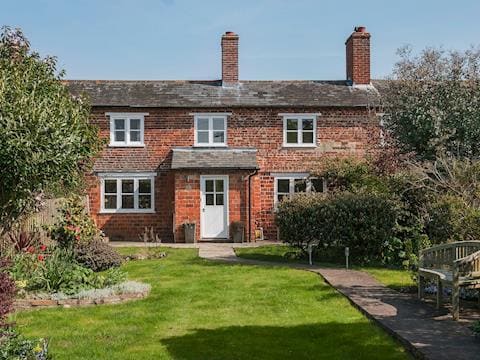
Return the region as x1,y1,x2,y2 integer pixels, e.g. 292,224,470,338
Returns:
2,0,480,80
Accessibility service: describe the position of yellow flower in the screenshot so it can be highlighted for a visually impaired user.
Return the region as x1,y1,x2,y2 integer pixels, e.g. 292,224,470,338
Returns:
15,280,27,289
34,343,43,353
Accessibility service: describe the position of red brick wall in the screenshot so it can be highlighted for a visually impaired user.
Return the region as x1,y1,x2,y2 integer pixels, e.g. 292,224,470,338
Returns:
345,28,371,85
173,170,249,242
86,106,378,242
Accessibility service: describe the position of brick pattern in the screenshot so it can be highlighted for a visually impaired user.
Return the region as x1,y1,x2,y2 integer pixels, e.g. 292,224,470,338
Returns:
86,106,379,242
173,170,250,242
345,29,371,85
221,32,239,85
14,290,149,309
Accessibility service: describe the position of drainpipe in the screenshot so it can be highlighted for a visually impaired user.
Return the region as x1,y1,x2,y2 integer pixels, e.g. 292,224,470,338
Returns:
246,169,258,242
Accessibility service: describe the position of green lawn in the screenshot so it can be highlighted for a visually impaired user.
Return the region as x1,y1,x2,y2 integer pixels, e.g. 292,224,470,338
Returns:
14,247,410,359
236,245,416,291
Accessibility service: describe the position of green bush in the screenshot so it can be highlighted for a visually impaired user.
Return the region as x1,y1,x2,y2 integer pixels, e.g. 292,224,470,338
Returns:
426,195,480,243
74,240,123,272
9,248,126,295
0,328,49,359
276,192,398,264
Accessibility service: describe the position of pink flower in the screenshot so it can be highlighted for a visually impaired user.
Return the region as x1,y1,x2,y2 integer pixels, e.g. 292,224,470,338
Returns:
39,245,47,252
26,246,35,254
38,255,45,261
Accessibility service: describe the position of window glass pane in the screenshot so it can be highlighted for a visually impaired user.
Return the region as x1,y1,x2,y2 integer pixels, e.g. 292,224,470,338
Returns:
215,179,224,192
286,132,298,144
122,179,134,193
311,178,324,193
205,180,214,192
302,131,314,144
104,195,117,209
130,130,141,142
212,118,225,130
215,194,224,205
130,119,141,130
139,195,151,209
205,194,214,205
114,130,125,142
302,119,314,130
277,179,290,193
294,179,307,193
197,131,209,143
286,119,298,130
213,131,225,143
114,119,125,130
121,195,134,209
104,180,117,194
139,179,151,193
197,118,209,130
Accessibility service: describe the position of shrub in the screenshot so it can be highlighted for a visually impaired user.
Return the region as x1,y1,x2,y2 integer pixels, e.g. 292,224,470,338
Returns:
275,193,326,252
426,195,480,244
9,248,126,295
74,240,123,272
0,258,16,329
0,328,49,359
48,195,104,248
6,228,41,252
276,192,398,264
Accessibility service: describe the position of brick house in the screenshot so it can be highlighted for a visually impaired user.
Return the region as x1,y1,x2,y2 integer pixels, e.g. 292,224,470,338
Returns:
67,26,381,243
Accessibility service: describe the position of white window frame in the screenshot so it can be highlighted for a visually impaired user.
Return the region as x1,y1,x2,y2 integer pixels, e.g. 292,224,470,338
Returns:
107,112,148,147
281,114,319,148
273,173,326,206
192,113,230,147
99,172,155,213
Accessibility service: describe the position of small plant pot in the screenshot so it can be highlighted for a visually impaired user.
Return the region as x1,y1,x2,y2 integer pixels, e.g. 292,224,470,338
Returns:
231,222,245,243
183,223,196,243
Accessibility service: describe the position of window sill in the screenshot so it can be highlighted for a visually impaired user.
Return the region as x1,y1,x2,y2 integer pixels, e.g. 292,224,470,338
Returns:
193,144,228,148
108,144,145,148
99,210,155,214
282,144,317,149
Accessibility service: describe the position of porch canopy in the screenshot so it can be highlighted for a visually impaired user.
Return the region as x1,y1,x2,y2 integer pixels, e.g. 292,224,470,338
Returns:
171,147,258,170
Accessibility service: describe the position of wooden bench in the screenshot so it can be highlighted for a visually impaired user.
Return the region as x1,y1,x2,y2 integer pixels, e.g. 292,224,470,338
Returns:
418,241,480,320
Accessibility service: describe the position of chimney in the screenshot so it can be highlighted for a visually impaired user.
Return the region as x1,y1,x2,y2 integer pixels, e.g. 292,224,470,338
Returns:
345,26,371,85
221,31,239,86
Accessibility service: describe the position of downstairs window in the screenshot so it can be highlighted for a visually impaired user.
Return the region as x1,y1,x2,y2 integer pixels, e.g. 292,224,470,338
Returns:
100,173,155,213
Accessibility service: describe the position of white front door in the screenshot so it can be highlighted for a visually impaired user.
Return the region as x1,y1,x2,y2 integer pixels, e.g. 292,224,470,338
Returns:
200,175,229,239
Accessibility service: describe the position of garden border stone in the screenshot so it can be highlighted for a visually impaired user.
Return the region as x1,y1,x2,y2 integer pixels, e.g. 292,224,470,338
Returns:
14,289,149,310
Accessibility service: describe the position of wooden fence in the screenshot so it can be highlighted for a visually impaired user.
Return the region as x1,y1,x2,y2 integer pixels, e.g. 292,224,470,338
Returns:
1,196,89,250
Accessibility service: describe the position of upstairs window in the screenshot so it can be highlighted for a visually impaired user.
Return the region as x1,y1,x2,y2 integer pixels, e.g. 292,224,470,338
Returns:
194,114,228,146
100,173,155,213
274,175,325,205
107,113,147,147
282,115,317,147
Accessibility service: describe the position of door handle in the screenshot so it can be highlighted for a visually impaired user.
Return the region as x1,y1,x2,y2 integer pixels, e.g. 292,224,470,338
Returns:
202,208,205,212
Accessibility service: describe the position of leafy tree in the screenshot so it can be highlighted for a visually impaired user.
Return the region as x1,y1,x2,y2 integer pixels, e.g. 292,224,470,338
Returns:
382,46,480,160
0,27,102,233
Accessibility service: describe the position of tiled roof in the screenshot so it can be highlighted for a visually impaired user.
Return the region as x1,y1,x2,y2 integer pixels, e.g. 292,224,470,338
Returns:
66,80,381,108
171,148,258,170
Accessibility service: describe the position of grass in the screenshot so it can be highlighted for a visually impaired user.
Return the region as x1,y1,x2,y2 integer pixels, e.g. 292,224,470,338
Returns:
359,267,415,291
236,245,416,291
14,247,410,359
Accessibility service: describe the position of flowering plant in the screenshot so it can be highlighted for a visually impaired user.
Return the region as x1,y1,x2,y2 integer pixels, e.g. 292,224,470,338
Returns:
48,195,104,248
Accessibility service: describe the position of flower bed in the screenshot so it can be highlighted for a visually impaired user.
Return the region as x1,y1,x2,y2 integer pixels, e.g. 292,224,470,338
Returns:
14,281,150,309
